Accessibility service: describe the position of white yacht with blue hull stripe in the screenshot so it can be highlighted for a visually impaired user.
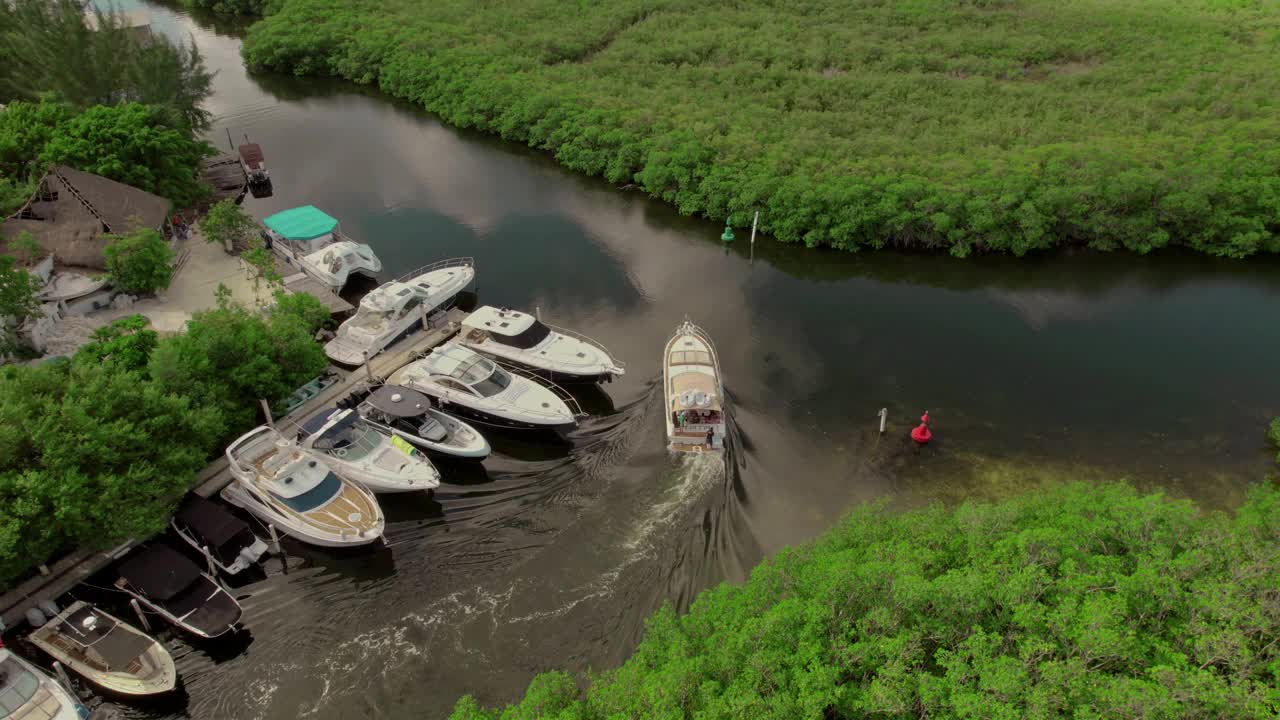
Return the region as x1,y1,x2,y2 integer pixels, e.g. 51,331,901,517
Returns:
392,343,584,434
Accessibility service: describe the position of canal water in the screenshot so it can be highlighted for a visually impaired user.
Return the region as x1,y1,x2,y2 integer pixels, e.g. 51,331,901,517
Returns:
82,3,1280,718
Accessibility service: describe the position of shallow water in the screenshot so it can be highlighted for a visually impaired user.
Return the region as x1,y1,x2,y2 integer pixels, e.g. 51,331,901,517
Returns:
70,3,1280,718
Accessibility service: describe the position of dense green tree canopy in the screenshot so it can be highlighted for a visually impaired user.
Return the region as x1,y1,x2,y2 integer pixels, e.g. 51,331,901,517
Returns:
0,298,330,586
0,254,42,355
103,226,177,295
454,483,1280,719
0,0,214,130
243,0,1280,257
42,102,214,207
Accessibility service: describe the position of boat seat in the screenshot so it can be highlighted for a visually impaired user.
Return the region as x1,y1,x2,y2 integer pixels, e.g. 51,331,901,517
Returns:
418,418,448,442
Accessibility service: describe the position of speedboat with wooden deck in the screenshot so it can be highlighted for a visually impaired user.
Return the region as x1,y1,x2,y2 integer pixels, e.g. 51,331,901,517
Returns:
27,601,176,696
456,306,624,383
324,258,474,365
297,408,441,493
0,648,88,720
171,493,269,576
663,320,725,453
222,425,385,547
394,343,583,434
357,385,490,459
262,205,381,291
114,544,242,639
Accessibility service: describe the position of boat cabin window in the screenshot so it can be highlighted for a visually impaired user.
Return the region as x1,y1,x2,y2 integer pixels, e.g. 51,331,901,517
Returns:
669,350,712,365
435,378,472,394
271,471,343,512
674,409,721,426
492,321,551,350
314,420,380,461
0,660,39,714
471,366,512,398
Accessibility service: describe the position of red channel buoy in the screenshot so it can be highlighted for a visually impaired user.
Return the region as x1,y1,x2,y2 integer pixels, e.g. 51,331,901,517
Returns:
910,411,932,444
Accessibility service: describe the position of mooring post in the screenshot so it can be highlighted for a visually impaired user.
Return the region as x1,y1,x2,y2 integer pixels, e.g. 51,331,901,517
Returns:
363,350,375,382
51,661,74,694
130,598,152,632
420,301,429,332
226,128,234,151
259,398,274,429
202,545,217,577
535,306,541,321
268,523,281,554
878,408,887,434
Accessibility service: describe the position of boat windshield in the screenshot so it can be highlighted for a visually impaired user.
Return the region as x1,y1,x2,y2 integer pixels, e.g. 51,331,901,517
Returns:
0,659,40,714
491,321,552,350
320,422,381,462
271,471,343,512
471,365,512,398
349,306,393,331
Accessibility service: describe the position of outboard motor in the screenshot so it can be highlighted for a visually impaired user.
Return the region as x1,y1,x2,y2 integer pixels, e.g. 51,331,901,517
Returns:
25,607,48,628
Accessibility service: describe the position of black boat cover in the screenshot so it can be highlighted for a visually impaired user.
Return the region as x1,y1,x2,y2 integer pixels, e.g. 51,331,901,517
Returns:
363,385,433,418
175,494,253,560
118,544,201,601
60,605,153,670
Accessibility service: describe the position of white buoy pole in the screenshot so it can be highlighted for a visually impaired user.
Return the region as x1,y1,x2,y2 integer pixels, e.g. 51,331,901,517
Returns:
750,210,759,247
878,408,888,434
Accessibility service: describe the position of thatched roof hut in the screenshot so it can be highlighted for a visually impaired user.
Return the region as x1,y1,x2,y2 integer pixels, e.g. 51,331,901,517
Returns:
0,166,171,270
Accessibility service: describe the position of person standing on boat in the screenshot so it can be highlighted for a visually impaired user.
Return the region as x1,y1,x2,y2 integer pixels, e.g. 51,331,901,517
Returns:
705,426,714,449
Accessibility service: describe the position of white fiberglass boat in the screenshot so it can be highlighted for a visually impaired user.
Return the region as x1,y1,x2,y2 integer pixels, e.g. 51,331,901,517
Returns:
0,649,88,720
114,544,242,639
27,601,176,696
324,257,475,365
457,306,624,383
357,385,490,459
663,320,725,453
297,408,441,493
393,343,583,434
262,205,381,291
222,425,385,547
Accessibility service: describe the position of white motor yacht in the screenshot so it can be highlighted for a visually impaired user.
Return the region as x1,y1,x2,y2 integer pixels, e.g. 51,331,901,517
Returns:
170,494,270,576
297,408,441,493
27,601,176,697
357,385,491,459
392,343,583,434
324,257,475,365
456,306,623,383
0,648,87,720
222,425,385,547
114,544,242,639
262,205,381,291
663,320,725,453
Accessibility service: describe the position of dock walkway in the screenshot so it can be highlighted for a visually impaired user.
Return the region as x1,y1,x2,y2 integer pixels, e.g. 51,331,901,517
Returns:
0,309,463,629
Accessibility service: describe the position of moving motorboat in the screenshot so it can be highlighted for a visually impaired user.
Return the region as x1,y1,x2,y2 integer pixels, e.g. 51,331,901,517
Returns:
296,408,441,493
456,306,624,383
262,205,381,291
393,343,583,433
222,425,384,547
0,648,88,720
114,544,242,639
356,385,490,459
663,320,725,453
27,601,176,696
324,257,475,365
170,494,269,576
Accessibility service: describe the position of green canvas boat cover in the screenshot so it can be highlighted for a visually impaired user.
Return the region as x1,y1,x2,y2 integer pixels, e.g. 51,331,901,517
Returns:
263,205,338,240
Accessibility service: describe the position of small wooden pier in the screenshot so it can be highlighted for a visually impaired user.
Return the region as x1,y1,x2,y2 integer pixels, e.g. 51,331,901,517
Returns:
0,309,464,629
199,153,248,206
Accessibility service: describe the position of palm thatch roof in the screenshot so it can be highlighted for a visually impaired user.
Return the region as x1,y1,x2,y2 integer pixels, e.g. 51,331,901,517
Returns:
0,166,170,270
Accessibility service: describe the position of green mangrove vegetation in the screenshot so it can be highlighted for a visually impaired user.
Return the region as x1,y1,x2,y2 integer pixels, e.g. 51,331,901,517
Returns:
0,296,329,587
453,482,1280,719
240,0,1280,257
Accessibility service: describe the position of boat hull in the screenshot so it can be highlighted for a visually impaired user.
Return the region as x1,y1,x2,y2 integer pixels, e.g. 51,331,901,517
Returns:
432,399,576,437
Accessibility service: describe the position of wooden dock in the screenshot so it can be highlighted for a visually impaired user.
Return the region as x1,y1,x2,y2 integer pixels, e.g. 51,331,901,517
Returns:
0,309,463,629
274,257,353,314
199,153,248,207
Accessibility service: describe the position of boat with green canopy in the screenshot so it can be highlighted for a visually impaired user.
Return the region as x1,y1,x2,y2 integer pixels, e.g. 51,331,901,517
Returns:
262,205,382,291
